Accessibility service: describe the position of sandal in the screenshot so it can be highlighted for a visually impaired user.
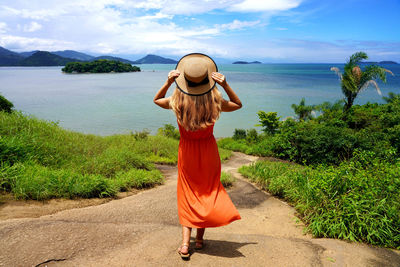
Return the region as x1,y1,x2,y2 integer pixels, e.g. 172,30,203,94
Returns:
177,243,190,259
195,239,204,250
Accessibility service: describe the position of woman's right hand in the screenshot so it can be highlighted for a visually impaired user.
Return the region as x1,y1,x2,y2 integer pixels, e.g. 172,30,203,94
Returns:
167,70,180,83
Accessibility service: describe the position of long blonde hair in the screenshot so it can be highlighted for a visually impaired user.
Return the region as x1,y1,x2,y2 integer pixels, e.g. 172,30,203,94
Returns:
170,87,222,131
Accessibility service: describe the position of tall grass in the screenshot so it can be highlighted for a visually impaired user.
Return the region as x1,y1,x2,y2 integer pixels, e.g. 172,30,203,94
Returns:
0,111,232,200
239,152,400,249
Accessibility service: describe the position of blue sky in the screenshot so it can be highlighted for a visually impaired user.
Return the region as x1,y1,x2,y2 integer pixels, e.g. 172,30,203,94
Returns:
0,0,399,62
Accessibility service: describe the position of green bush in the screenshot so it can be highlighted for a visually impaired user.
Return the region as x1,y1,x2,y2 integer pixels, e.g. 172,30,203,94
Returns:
233,128,246,140
256,111,281,134
239,153,400,249
0,94,14,113
157,124,180,140
220,95,400,165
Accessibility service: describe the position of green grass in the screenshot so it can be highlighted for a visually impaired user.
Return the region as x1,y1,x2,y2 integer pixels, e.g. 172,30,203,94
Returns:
0,111,232,200
239,154,400,249
220,171,235,187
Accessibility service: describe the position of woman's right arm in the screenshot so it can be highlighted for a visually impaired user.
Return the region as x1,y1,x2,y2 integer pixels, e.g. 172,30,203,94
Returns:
211,72,242,112
153,70,180,109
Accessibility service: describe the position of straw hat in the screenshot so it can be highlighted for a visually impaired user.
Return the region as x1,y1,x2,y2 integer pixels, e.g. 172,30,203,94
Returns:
175,53,218,96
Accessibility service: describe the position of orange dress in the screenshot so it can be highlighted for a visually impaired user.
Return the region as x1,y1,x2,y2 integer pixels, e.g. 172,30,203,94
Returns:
177,121,241,228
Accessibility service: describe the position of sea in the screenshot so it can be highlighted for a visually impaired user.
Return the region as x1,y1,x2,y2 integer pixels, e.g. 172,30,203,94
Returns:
1,64,400,137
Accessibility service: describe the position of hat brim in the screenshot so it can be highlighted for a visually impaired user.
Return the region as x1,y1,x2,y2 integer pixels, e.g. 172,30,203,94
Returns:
175,53,218,96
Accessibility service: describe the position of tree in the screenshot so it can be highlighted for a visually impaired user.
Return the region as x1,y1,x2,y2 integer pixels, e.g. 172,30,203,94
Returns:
331,51,393,112
291,98,315,121
256,111,281,134
383,92,400,104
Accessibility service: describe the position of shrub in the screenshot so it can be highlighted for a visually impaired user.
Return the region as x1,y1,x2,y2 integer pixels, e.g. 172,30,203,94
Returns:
239,154,400,249
246,129,259,143
256,111,280,134
158,124,180,140
233,128,246,140
0,94,14,113
131,129,150,140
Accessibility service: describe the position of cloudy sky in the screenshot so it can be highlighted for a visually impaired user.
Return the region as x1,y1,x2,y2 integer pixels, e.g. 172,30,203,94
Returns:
0,0,399,62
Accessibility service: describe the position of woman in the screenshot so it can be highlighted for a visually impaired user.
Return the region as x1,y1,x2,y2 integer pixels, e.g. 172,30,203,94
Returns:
153,53,242,259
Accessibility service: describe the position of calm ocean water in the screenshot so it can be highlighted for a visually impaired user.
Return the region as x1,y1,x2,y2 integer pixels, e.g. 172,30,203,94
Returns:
1,64,400,137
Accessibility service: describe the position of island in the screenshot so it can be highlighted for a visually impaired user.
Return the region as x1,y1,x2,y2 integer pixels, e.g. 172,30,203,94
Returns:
62,59,140,73
361,61,398,64
233,61,262,64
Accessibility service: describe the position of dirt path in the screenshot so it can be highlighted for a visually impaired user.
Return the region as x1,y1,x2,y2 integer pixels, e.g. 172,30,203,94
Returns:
0,152,399,266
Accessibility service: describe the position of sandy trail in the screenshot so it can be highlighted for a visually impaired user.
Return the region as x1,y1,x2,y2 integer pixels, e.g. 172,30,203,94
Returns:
0,152,399,266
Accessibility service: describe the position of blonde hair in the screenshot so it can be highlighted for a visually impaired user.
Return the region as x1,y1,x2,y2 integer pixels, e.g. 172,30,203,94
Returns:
170,87,223,131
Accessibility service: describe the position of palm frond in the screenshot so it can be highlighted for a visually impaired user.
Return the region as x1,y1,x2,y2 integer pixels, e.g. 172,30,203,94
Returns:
361,65,393,83
330,67,342,80
360,80,381,95
383,68,394,76
348,51,368,65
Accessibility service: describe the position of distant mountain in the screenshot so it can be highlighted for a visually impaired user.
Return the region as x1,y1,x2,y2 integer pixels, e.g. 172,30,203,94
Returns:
19,50,40,57
361,61,398,64
53,50,95,61
379,61,397,64
19,51,79,66
133,54,178,64
92,56,135,64
0,46,24,66
233,61,262,64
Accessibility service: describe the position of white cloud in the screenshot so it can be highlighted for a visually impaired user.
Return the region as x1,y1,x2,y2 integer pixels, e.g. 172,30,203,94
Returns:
23,21,42,32
230,0,301,12
219,19,260,30
0,22,8,33
0,34,74,51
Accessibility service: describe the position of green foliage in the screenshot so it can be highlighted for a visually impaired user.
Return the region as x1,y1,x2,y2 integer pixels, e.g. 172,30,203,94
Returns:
0,111,176,199
331,51,393,111
233,128,247,140
246,129,259,143
157,124,180,140
383,92,400,103
220,171,235,187
239,154,400,249
291,98,315,121
219,96,400,165
256,111,281,134
62,59,140,73
0,94,14,113
131,129,150,140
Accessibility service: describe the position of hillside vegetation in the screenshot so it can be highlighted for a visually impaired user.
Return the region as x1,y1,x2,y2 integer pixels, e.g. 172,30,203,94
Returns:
62,59,140,73
219,52,400,249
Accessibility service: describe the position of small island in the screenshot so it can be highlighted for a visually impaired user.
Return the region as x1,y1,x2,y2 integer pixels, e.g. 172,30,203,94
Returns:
233,61,262,64
62,59,140,73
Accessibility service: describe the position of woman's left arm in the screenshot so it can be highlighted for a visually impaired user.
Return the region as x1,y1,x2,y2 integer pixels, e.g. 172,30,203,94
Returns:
153,70,180,109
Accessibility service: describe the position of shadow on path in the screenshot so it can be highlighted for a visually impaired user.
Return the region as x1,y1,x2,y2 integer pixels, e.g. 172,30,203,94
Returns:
228,178,270,209
189,238,257,258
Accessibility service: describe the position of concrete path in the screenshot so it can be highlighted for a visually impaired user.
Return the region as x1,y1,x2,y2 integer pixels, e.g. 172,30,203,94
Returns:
0,152,399,266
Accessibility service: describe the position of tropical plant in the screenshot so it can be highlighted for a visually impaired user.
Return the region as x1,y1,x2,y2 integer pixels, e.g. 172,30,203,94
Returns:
256,111,281,134
383,92,400,103
291,98,315,121
331,51,393,111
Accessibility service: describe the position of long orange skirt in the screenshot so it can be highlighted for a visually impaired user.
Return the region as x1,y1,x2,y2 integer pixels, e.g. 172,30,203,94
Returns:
177,122,241,228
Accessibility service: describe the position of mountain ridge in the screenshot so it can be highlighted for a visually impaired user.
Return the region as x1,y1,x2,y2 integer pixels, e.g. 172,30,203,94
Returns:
0,46,178,66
